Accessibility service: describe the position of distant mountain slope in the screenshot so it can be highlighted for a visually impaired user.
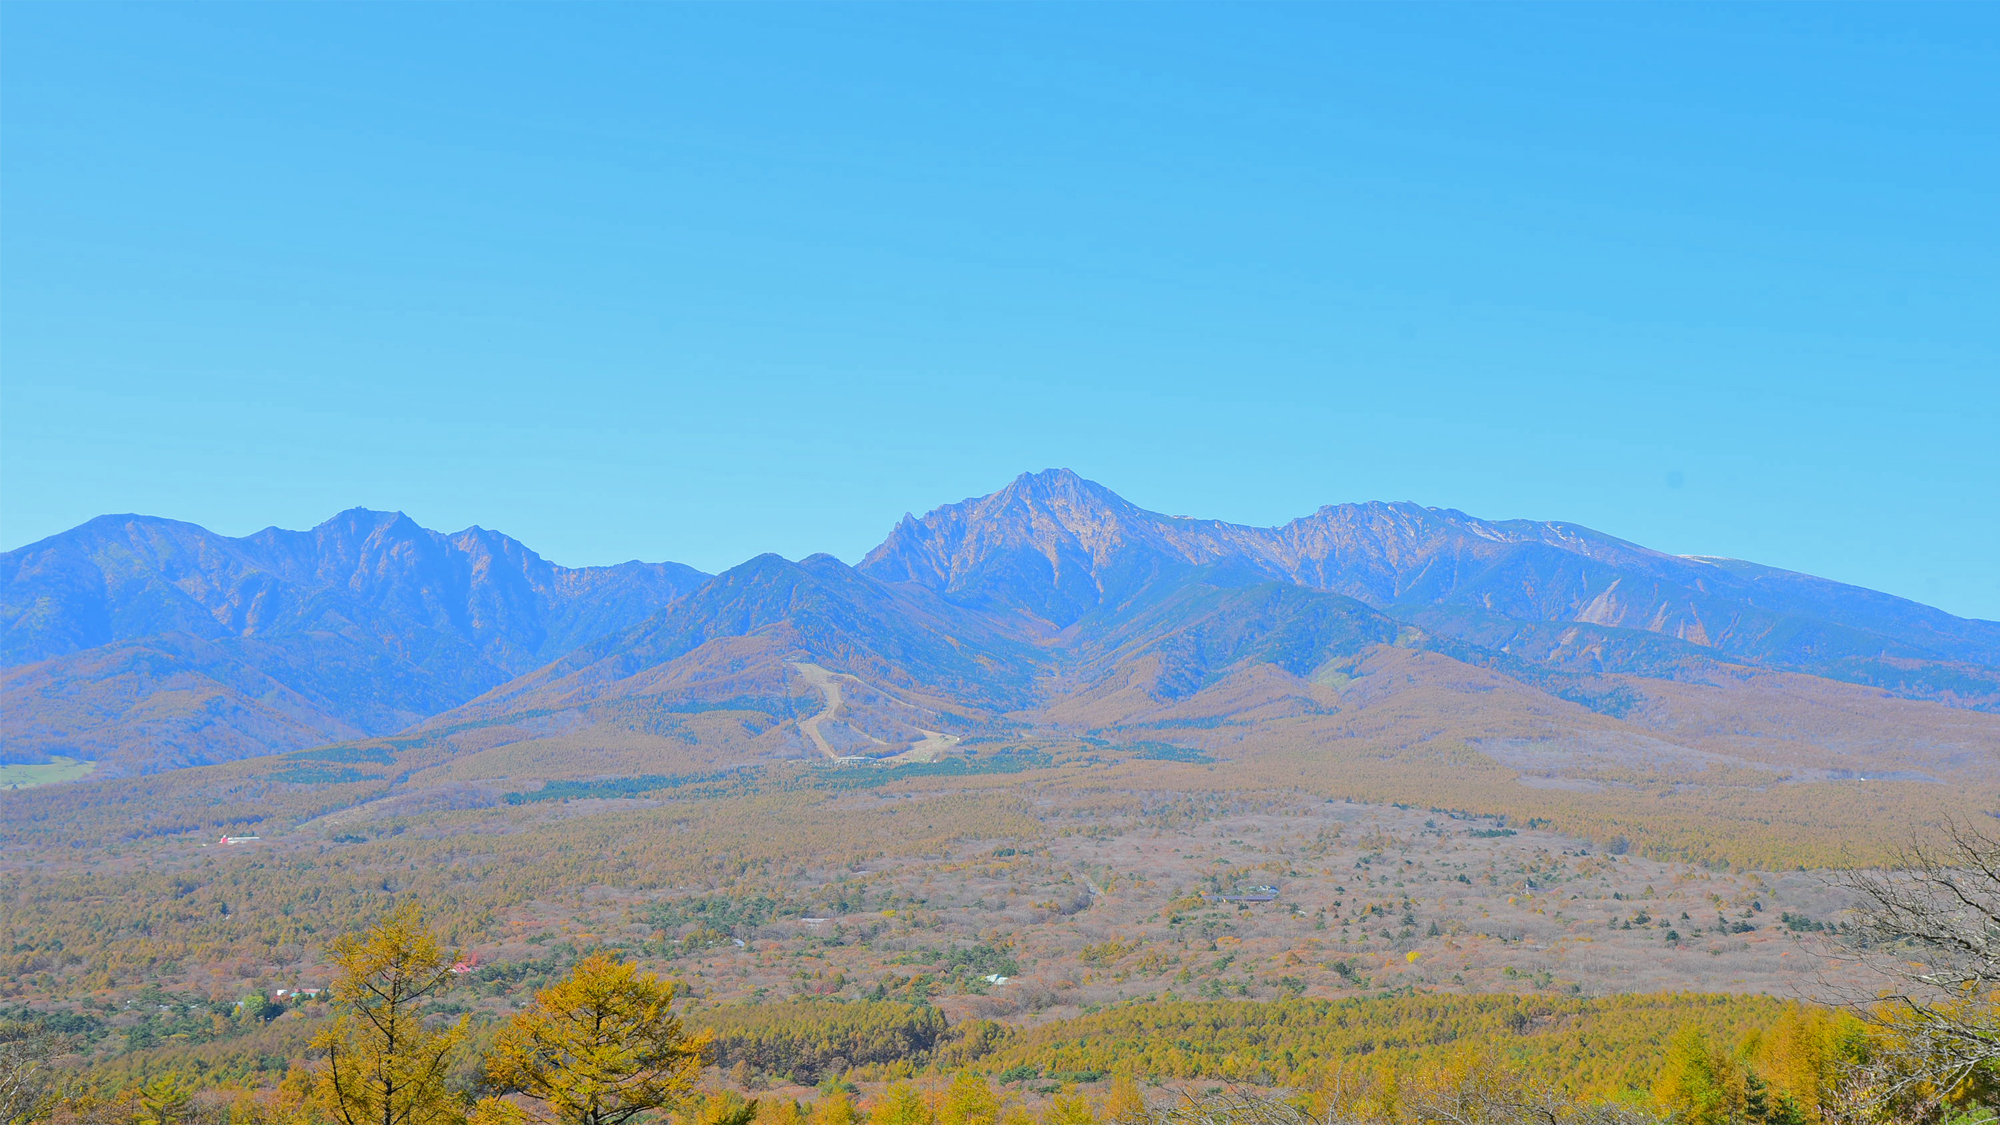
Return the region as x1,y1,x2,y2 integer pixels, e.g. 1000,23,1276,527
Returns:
0,633,369,773
1063,576,1404,701
434,552,1046,739
0,510,707,772
12,470,1999,779
862,469,2000,707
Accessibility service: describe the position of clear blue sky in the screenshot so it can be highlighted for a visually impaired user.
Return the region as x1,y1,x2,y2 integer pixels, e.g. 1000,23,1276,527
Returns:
4,5,1996,619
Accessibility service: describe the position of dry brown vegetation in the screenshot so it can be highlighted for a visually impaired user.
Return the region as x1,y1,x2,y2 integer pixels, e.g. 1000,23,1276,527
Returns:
0,759,1875,1089
2,633,1989,1119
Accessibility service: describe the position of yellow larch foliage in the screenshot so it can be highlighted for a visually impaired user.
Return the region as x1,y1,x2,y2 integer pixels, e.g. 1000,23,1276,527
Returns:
1746,1002,1867,1123
486,953,708,1125
1098,1076,1144,1125
939,1074,1000,1125
469,1099,530,1125
1652,1022,1742,1125
313,900,469,1125
871,1082,933,1125
676,1090,760,1125
811,1093,858,1125
760,1101,807,1125
133,1072,196,1125
1041,1086,1096,1125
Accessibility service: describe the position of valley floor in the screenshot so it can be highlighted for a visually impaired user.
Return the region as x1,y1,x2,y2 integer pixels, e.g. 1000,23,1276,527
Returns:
511,797,1865,1022
0,752,1889,1108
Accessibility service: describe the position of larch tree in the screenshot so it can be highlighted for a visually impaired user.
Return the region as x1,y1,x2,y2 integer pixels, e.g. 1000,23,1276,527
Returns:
1100,1076,1145,1125
674,1089,759,1125
1651,1023,1740,1125
314,900,470,1125
872,1082,932,1125
810,1092,858,1125
134,1072,197,1125
1042,1086,1096,1125
486,952,708,1125
758,1102,806,1125
938,1074,1000,1125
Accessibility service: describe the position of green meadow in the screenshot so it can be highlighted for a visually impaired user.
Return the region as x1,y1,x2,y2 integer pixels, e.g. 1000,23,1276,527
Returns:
0,754,95,789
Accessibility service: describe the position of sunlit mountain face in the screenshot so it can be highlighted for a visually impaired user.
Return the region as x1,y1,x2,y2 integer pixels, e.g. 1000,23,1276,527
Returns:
5,470,1997,777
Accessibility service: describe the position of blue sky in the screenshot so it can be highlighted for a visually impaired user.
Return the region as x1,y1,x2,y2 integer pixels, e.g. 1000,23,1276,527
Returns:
4,5,1996,619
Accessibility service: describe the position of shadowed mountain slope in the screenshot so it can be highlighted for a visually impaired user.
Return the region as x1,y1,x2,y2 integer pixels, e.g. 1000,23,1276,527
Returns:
0,511,707,772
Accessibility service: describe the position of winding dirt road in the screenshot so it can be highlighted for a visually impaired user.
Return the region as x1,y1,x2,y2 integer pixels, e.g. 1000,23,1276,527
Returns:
788,662,962,762
789,662,864,759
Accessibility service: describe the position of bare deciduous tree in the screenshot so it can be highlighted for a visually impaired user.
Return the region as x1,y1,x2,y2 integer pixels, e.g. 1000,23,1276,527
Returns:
1842,818,2000,1114
0,1020,78,1125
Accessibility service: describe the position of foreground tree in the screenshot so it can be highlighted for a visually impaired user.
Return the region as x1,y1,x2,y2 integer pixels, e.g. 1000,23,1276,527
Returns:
1042,1086,1097,1125
314,901,469,1125
485,952,707,1125
937,1075,1000,1125
1845,819,2000,1118
0,1020,77,1125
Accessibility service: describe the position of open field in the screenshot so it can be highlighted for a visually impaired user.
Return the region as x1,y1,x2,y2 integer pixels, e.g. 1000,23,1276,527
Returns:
0,754,96,789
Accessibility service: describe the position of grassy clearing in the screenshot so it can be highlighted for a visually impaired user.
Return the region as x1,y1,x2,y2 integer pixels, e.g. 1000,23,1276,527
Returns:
0,754,96,789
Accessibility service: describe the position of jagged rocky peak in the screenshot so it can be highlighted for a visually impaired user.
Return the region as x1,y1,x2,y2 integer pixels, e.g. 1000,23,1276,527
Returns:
859,469,1277,626
865,470,1101,584
963,468,1151,556
867,471,1451,600
859,470,2000,676
865,468,1239,575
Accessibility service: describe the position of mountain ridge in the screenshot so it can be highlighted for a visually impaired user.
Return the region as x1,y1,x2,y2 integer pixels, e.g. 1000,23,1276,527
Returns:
8,472,1999,778
0,509,709,772
861,469,2000,694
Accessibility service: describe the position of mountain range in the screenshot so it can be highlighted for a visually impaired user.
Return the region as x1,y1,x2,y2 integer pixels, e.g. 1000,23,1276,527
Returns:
6,470,1998,780
0,510,707,772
